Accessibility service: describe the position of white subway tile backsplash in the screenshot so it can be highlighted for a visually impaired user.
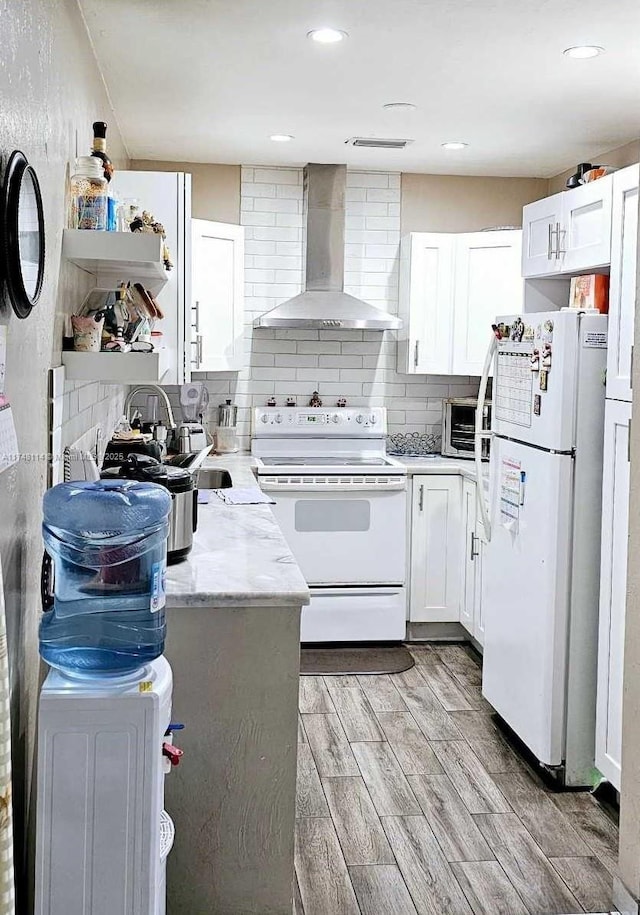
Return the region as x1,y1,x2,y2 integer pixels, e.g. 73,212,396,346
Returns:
253,167,301,184
242,182,276,198
255,196,301,214
365,188,400,203
242,211,277,227
347,172,390,188
275,212,304,228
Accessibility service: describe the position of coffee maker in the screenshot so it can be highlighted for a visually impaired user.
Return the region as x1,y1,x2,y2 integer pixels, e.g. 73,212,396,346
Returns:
177,382,209,452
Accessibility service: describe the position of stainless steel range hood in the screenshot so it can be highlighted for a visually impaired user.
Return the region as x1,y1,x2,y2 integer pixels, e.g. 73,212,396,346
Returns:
253,164,402,331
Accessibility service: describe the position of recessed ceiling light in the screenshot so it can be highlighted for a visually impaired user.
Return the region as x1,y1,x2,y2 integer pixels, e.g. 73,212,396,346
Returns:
383,102,417,112
307,27,348,44
441,141,469,150
270,134,294,142
563,45,604,59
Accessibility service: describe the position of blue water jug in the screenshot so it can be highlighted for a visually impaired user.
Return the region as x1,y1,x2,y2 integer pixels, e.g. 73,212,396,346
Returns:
39,479,172,677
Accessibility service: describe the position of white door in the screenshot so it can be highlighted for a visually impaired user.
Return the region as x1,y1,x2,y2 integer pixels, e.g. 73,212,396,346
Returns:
191,219,244,372
482,437,574,765
560,176,613,273
596,399,632,790
521,193,564,277
409,475,461,622
606,165,639,403
110,170,191,385
398,233,455,374
452,231,523,375
460,478,477,634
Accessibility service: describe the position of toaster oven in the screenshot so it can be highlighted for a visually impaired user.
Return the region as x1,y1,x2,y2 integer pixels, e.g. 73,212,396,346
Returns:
441,397,491,460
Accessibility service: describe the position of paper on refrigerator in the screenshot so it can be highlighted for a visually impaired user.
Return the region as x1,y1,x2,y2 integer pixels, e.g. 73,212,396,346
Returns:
500,457,521,532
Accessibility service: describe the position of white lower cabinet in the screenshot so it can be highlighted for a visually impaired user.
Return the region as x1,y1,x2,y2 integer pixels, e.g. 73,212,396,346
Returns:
596,399,632,790
460,478,485,646
409,475,462,623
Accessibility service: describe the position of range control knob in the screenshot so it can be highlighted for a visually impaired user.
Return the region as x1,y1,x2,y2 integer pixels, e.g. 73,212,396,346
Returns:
356,414,365,424
260,414,269,423
275,413,283,424
369,414,377,425
331,414,340,424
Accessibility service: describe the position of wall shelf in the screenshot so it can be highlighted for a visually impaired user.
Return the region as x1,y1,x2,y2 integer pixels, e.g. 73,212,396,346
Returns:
62,229,169,293
61,350,171,383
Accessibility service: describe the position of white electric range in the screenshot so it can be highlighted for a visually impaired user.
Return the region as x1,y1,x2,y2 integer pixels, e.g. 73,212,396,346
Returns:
252,406,408,643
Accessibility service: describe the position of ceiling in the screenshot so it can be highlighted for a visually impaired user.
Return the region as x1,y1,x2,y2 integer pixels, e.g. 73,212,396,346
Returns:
79,0,640,177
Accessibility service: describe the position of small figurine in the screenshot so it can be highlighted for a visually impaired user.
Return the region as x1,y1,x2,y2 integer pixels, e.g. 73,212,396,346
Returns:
266,397,277,407
336,397,347,408
286,396,296,407
309,391,322,407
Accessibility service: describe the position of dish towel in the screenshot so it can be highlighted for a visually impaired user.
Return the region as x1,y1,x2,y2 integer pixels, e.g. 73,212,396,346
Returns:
212,487,275,505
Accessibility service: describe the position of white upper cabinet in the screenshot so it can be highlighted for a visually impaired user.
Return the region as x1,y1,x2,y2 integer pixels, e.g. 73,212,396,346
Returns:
521,193,564,277
398,233,455,374
191,219,245,373
606,165,639,403
452,231,523,375
522,176,613,278
398,230,522,376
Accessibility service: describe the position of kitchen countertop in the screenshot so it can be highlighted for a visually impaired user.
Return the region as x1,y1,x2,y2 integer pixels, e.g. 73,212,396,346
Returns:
165,453,310,609
391,454,489,484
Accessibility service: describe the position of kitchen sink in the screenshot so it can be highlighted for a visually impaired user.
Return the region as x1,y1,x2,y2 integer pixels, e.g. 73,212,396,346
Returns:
195,467,233,489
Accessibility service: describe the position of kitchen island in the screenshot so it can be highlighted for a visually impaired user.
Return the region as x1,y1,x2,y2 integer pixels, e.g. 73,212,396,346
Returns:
164,454,309,915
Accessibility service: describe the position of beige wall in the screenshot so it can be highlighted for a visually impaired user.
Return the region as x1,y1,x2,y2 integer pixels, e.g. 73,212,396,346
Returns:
548,139,640,195
131,159,241,224
0,0,129,906
401,174,547,234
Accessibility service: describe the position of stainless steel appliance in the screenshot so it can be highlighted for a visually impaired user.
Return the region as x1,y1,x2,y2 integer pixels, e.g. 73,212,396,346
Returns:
177,382,209,451
101,455,197,563
441,396,491,460
252,406,407,642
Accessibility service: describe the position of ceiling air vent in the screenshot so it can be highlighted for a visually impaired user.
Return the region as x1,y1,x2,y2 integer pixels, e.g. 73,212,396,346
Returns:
346,137,414,149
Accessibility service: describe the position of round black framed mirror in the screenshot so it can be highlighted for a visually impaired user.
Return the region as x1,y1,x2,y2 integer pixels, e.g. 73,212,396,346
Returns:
1,150,45,319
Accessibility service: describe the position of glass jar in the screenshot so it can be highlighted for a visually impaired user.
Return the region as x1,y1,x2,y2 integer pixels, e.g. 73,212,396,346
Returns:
70,156,107,230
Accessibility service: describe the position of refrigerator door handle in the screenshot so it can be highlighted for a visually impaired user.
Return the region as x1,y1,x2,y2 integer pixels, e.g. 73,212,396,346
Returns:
475,332,497,541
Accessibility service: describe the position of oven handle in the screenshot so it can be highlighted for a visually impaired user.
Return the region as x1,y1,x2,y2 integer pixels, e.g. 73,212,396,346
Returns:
258,479,407,492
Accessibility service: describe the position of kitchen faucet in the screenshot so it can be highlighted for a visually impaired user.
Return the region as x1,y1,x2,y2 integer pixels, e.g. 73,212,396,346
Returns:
124,385,177,430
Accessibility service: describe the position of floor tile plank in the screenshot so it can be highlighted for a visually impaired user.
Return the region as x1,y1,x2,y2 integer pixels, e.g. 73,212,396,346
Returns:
494,771,591,857
349,864,419,915
302,713,360,777
358,675,408,712
375,711,444,776
322,776,395,865
293,872,305,915
351,742,421,815
430,741,510,814
450,860,529,915
298,714,308,745
551,792,620,876
408,774,495,863
327,686,386,741
434,645,483,689
474,812,584,914
299,676,335,714
391,666,429,690
549,855,614,913
382,816,474,915
393,684,463,740
323,675,361,688
295,817,360,915
448,712,522,774
411,650,474,711
296,742,330,818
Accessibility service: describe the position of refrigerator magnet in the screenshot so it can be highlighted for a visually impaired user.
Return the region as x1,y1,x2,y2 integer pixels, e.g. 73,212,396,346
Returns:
539,369,548,391
542,343,552,368
533,394,542,415
530,349,540,372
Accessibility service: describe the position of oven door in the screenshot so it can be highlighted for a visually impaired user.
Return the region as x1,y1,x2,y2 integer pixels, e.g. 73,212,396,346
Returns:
259,476,407,585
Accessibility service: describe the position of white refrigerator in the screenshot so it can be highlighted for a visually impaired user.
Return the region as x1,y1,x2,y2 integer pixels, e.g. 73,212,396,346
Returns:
478,309,607,786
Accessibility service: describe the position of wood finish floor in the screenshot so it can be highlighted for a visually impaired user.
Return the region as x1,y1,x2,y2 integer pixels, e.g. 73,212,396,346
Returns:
295,644,620,915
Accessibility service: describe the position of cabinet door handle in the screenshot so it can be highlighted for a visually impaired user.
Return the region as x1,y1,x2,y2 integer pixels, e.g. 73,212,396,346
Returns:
555,222,566,259
630,344,634,388
418,484,424,511
547,223,554,259
470,531,480,560
197,334,203,367
628,419,632,464
192,300,200,332
414,340,420,368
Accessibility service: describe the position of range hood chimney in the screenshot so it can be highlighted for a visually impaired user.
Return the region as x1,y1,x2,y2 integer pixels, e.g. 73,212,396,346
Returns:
253,164,402,331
